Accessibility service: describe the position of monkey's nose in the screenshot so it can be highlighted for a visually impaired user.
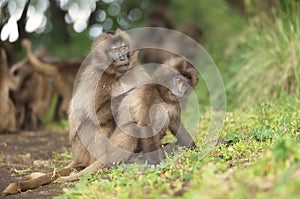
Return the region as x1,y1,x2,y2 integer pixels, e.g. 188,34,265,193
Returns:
177,90,185,98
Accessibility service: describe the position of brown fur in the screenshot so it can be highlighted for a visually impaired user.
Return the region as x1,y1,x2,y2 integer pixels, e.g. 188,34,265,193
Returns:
0,41,16,66
110,57,198,164
21,39,82,119
3,30,136,194
65,29,139,180
10,49,55,130
2,35,198,195
0,49,17,133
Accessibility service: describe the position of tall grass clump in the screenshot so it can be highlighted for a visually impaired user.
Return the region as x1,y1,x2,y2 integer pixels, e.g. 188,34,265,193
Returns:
229,6,300,106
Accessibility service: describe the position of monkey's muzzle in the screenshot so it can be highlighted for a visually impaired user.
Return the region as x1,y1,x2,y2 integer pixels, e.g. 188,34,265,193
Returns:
114,54,130,71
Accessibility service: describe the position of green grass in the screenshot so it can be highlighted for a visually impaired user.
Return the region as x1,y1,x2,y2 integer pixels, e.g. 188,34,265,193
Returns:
54,95,300,199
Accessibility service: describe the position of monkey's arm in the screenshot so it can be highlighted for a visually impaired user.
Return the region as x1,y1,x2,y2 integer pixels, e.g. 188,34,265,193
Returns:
121,102,170,164
3,168,74,195
169,117,195,147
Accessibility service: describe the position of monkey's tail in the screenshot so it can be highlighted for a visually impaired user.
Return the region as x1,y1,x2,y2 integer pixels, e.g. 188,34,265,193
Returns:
21,39,58,77
3,167,73,195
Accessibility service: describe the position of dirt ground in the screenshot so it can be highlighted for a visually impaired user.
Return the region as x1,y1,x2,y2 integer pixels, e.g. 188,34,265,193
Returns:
0,129,71,199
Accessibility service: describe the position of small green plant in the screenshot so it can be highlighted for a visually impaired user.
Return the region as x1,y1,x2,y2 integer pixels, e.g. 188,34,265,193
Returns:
14,167,32,176
52,152,72,163
250,125,284,141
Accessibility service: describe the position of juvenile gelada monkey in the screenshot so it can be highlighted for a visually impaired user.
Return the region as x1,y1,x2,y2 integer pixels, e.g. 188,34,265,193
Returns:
0,49,17,133
109,56,198,164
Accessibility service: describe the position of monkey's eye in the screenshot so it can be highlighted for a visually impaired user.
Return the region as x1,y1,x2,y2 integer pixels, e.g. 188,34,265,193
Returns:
111,48,118,53
120,46,127,52
175,78,182,84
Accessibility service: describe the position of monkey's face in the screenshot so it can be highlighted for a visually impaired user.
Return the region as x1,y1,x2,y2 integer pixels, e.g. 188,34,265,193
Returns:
170,75,190,99
107,41,130,72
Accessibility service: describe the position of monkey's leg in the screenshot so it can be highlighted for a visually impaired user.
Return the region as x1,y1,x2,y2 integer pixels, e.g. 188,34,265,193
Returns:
170,118,195,147
126,143,178,165
109,129,138,150
16,106,25,130
58,130,138,183
60,96,70,118
8,102,17,132
56,161,105,183
140,135,165,164
8,113,17,133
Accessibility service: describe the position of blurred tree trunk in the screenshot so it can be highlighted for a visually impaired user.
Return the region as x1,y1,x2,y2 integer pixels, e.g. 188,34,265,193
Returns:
0,41,17,66
49,1,71,43
88,1,102,26
225,0,246,16
151,0,171,7
17,0,30,40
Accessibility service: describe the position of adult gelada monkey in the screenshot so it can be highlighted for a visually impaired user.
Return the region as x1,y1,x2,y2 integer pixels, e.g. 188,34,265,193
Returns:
3,29,140,194
0,49,17,133
109,56,198,164
66,29,140,177
21,39,82,119
9,48,55,130
3,34,197,195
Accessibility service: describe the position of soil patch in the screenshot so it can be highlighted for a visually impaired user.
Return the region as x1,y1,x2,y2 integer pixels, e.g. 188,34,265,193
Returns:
0,129,70,199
